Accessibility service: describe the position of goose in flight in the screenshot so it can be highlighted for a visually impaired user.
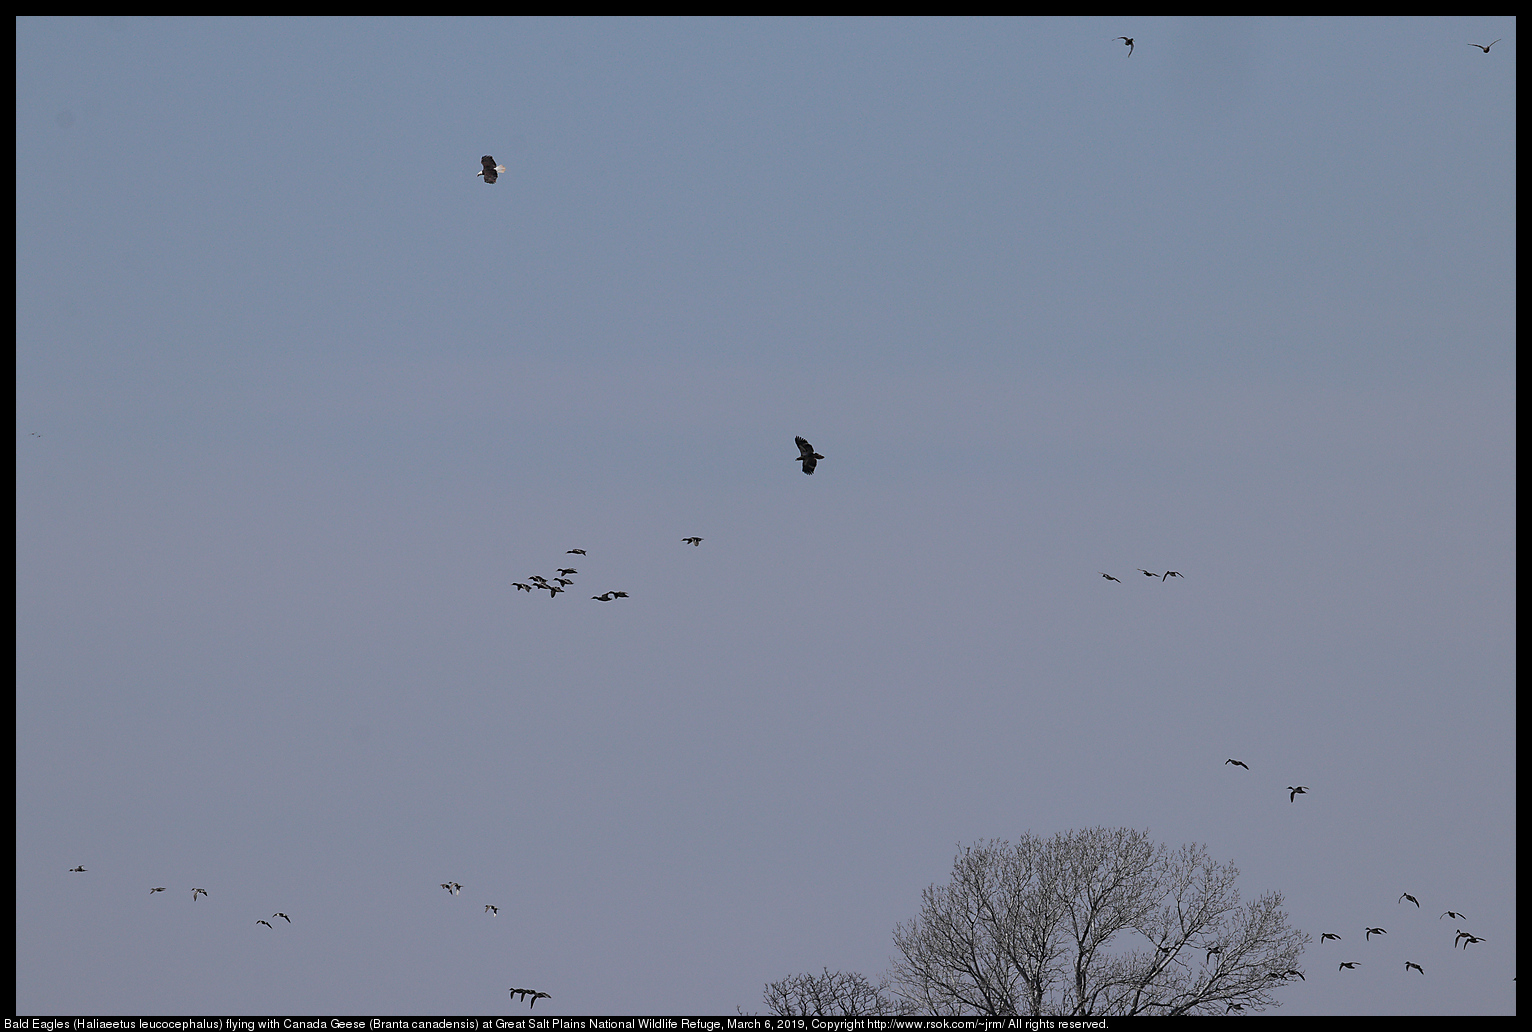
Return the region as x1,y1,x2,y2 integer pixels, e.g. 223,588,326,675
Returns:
485,905,499,915
1399,893,1420,908
192,888,208,901
1224,759,1249,769
1467,39,1501,52
557,568,578,576
1459,933,1486,949
68,866,87,872
1320,933,1342,943
592,593,613,601
554,578,574,586
1162,570,1183,580
567,549,586,555
1117,36,1135,56
1338,962,1360,971
682,537,703,546
257,920,272,928
150,887,167,893
1099,572,1122,582
477,156,506,183
274,913,290,923
529,575,549,585
1365,927,1387,941
794,436,824,475
1136,569,1159,578
1406,961,1424,975
1440,910,1466,921
1280,969,1305,981
1288,786,1309,802
509,988,552,1008
441,882,462,896
513,583,533,592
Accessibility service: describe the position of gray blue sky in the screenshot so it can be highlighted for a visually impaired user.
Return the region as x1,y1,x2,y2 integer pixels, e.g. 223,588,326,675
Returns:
17,16,1514,1015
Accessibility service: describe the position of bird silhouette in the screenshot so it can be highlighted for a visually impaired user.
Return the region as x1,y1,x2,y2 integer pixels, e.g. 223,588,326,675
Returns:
1224,759,1249,769
68,866,86,872
1406,961,1424,975
1288,786,1309,802
1366,927,1387,941
257,920,272,928
513,583,533,592
1467,39,1502,52
1162,570,1183,580
1099,572,1122,582
1320,933,1342,943
477,155,506,183
554,578,573,587
1206,945,1223,964
1117,36,1135,56
611,591,629,598
485,905,499,915
150,887,167,893
274,913,290,923
529,575,549,584
567,549,586,555
1136,569,1159,578
1459,933,1486,949
1440,911,1467,921
682,537,703,546
557,568,577,576
1399,893,1420,908
1280,969,1305,981
192,888,208,901
794,436,824,475
509,988,552,1008
1339,962,1360,971
592,593,613,602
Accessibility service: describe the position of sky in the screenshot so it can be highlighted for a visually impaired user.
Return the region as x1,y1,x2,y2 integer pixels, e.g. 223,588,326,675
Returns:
15,16,1515,1016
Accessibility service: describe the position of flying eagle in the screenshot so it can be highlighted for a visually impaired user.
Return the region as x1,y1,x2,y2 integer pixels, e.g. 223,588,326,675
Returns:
477,156,506,183
794,436,824,475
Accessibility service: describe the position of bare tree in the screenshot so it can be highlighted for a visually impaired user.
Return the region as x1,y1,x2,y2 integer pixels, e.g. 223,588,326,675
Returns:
763,967,896,1016
887,828,1308,1015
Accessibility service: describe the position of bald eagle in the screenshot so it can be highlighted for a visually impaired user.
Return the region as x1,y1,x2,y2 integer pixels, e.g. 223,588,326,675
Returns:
477,156,506,184
795,436,824,475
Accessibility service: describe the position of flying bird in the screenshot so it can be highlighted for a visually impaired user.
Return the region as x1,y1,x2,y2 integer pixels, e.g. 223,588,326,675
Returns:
1224,759,1249,769
557,568,578,576
1467,39,1501,52
1280,969,1305,981
567,549,586,555
68,866,86,872
274,913,291,923
1162,570,1183,580
794,436,824,475
513,583,533,592
1320,933,1342,943
1366,927,1387,941
509,988,552,1008
1399,893,1420,908
150,887,167,893
192,888,208,901
1117,36,1135,56
1406,961,1424,975
477,155,506,183
1099,572,1122,582
1288,786,1309,802
1338,962,1360,971
1440,911,1467,921
611,591,629,598
485,905,499,915
441,882,462,896
257,920,272,928
1136,569,1159,578
1459,933,1486,949
682,537,703,546
592,593,613,602
554,578,573,586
